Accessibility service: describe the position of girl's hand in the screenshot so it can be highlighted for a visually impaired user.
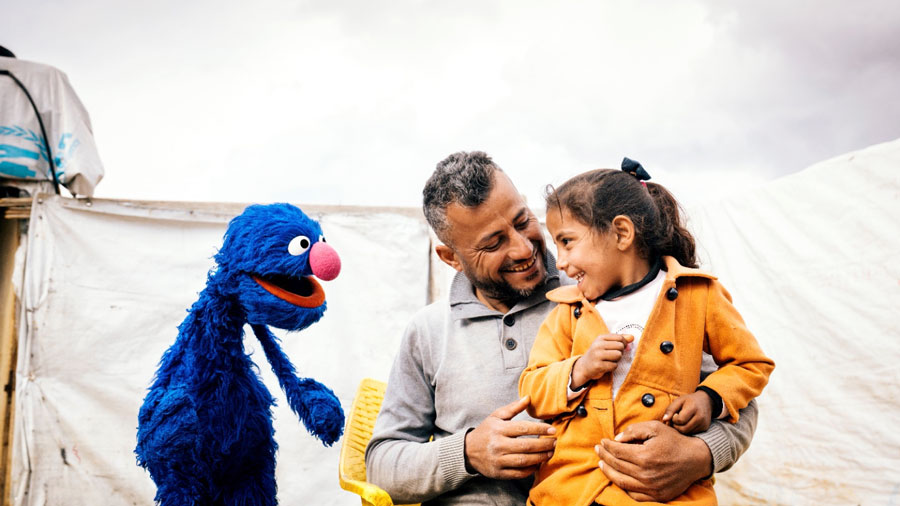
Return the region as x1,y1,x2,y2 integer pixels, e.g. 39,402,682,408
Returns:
662,391,713,434
571,334,634,388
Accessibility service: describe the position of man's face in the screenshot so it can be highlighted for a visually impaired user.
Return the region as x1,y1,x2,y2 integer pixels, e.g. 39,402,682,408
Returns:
438,172,547,311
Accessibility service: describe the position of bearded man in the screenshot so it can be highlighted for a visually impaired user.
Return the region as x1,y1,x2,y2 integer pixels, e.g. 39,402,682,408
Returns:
365,151,757,505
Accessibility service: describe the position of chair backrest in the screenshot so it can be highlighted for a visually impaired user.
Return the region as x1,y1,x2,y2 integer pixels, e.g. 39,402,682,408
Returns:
338,378,420,506
339,378,387,485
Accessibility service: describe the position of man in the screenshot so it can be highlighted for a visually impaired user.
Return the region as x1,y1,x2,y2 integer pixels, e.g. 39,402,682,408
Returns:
366,151,757,505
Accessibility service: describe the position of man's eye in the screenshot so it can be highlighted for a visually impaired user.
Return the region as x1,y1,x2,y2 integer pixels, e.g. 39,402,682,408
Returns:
482,241,502,252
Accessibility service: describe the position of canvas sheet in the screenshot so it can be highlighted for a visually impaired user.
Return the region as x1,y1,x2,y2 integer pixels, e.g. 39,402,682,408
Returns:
685,138,900,505
9,138,900,505
10,198,434,505
0,57,104,196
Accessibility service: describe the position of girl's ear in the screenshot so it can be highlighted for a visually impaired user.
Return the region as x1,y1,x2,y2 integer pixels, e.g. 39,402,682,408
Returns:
435,244,463,272
611,215,636,251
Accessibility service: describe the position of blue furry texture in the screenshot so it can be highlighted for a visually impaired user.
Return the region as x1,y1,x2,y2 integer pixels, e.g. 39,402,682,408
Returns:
135,203,345,506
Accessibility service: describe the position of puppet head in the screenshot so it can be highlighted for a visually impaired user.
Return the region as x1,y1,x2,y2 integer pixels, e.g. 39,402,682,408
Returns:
213,203,341,330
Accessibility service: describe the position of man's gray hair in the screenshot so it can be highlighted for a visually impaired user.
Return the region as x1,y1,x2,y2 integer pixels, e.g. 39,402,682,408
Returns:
423,151,500,242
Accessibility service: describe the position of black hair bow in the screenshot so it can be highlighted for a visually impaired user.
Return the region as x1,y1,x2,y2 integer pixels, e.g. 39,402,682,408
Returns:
621,157,651,181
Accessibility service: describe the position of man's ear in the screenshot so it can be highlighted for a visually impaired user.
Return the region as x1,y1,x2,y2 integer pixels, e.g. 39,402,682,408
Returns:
435,244,463,272
611,215,636,251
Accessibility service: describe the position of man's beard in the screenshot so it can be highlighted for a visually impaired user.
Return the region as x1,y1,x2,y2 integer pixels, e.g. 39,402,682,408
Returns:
461,244,548,306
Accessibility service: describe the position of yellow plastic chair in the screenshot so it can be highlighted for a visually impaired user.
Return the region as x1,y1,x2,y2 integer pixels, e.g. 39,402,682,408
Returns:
338,378,419,506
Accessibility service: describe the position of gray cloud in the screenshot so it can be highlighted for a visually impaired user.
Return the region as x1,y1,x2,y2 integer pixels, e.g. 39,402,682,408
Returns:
692,0,900,175
2,1,897,207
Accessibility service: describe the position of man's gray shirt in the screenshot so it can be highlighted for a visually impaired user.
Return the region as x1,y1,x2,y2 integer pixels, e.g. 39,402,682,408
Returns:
365,258,757,505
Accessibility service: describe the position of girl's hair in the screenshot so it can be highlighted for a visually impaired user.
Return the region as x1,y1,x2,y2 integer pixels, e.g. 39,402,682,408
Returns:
545,169,698,268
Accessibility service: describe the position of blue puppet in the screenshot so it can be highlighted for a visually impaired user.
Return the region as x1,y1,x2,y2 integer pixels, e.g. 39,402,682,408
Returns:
136,203,345,506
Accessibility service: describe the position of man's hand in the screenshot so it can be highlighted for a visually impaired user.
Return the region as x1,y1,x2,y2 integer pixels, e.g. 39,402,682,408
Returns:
571,334,634,389
662,391,713,434
595,421,712,502
464,396,556,479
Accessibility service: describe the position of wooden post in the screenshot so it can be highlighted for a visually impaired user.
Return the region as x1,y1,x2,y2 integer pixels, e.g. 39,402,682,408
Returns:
0,216,21,506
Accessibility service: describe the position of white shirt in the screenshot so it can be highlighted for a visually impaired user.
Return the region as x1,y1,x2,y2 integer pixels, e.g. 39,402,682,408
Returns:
568,269,666,399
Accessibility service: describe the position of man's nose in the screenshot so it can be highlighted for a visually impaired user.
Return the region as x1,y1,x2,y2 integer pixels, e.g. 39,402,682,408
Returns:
508,230,534,259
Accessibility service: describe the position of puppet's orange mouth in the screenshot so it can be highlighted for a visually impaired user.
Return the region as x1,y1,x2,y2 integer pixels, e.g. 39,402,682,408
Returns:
252,274,325,308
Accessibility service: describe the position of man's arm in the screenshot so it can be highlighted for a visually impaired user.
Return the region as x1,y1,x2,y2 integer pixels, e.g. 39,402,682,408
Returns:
595,398,758,502
365,319,556,504
694,397,758,474
365,322,471,504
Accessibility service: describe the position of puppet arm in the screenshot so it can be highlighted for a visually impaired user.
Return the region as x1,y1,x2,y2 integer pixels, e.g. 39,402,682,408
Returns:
251,324,344,446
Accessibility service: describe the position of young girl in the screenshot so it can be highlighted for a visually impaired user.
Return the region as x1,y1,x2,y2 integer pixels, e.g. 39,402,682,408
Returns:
518,159,774,506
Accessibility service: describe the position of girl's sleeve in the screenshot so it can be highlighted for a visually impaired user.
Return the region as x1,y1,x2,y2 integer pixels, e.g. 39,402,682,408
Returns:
699,279,775,422
518,303,586,419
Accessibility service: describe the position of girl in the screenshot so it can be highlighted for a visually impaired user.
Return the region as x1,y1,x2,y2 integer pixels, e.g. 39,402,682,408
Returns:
518,159,774,506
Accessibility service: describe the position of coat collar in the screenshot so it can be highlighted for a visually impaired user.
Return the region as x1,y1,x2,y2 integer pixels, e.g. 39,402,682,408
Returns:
546,255,716,304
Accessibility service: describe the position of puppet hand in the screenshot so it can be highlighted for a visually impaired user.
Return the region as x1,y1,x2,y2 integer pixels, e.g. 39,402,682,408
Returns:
291,378,345,446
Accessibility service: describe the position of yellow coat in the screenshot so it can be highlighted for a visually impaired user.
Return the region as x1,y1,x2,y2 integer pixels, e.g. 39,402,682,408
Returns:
519,257,774,506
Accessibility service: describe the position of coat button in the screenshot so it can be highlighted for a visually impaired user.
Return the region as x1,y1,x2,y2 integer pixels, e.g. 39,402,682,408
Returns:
504,338,517,351
503,315,515,327
641,393,655,407
660,341,674,354
575,404,587,417
573,305,582,318
666,287,679,301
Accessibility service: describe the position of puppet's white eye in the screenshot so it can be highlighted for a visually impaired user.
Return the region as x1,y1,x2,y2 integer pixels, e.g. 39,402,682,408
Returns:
288,236,311,256
319,234,326,243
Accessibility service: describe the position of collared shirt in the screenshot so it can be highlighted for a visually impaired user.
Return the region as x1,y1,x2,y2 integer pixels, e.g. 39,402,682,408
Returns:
366,253,560,506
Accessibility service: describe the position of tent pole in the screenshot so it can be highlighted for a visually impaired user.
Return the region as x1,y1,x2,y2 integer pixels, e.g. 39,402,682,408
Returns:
0,217,21,506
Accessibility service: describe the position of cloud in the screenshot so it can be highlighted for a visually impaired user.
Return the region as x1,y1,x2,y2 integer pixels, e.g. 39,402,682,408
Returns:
2,1,897,207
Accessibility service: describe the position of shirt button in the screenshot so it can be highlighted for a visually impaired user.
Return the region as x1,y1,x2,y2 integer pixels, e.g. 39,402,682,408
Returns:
573,306,582,318
504,338,517,350
575,403,588,417
660,341,674,354
666,287,679,300
503,315,515,327
641,393,655,407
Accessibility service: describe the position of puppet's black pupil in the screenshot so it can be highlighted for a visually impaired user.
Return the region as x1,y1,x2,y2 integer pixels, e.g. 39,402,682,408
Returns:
300,238,309,248
265,274,314,296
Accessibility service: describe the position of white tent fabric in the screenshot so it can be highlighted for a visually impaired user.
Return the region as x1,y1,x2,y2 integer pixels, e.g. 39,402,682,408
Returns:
686,138,900,504
11,198,434,505
9,138,900,505
1,57,105,196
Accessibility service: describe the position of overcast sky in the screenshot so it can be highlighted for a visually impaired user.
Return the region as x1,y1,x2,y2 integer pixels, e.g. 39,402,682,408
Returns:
3,0,899,209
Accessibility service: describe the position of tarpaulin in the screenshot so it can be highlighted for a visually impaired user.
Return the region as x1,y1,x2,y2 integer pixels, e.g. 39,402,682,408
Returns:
11,198,431,505
8,138,900,504
686,139,900,505
0,57,104,196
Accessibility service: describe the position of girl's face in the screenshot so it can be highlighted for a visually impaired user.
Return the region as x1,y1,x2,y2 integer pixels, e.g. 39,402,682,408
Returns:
546,207,624,301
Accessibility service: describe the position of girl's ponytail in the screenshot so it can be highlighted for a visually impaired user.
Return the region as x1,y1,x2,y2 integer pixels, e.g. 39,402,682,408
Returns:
546,160,698,269
646,182,698,268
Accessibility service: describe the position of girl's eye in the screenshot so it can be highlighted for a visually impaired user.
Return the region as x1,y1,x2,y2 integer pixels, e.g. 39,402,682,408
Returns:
288,236,311,256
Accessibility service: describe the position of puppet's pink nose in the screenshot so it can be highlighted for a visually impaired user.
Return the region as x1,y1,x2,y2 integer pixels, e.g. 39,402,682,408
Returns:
309,241,341,281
